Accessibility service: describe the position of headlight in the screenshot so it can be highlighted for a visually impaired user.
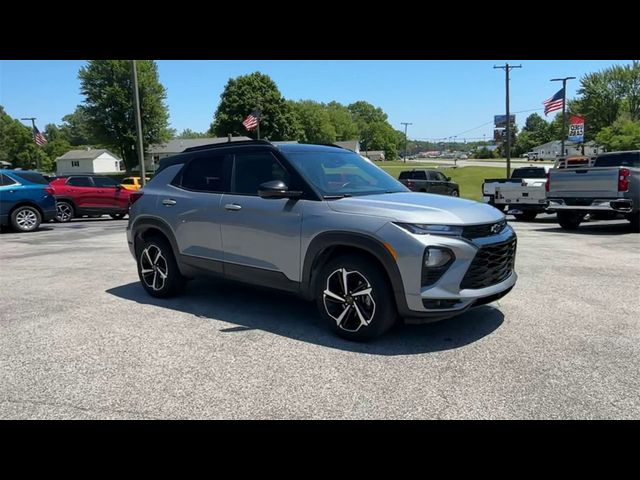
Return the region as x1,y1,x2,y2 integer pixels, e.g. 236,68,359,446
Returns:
394,222,463,236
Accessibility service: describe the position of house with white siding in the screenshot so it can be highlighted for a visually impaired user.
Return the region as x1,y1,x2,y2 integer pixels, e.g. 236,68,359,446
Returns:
55,149,124,175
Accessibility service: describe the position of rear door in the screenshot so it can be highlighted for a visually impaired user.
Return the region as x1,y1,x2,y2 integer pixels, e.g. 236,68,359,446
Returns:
65,176,98,208
169,152,231,271
219,150,303,285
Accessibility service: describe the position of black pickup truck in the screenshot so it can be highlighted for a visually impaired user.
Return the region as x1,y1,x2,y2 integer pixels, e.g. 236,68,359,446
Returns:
398,169,460,196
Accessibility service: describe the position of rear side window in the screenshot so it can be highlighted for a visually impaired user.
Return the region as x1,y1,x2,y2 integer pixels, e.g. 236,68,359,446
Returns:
67,177,93,187
180,155,228,192
232,152,290,195
93,177,120,188
399,171,426,180
594,152,640,168
121,178,134,185
11,171,49,184
0,173,18,186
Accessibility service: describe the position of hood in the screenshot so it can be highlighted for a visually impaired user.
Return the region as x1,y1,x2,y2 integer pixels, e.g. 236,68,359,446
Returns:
326,192,505,225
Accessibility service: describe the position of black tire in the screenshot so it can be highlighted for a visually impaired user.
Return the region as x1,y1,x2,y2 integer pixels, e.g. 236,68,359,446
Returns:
110,213,126,220
451,190,459,197
557,211,583,230
513,211,537,222
136,235,186,298
315,254,397,341
10,206,41,232
55,201,74,222
627,212,640,231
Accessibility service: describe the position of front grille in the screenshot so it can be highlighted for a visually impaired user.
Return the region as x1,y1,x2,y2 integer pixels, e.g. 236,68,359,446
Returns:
460,237,516,289
462,220,506,239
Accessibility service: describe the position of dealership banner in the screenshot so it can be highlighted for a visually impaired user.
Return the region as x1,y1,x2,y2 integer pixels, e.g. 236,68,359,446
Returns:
568,115,585,142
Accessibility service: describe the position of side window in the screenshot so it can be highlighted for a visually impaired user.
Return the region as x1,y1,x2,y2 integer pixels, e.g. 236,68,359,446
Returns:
93,177,119,188
121,178,134,185
434,172,447,181
180,155,228,192
0,174,18,186
232,152,290,196
67,177,93,187
416,171,427,180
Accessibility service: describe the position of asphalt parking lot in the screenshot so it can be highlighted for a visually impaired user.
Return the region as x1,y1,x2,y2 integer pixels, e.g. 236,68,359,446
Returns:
1,215,639,419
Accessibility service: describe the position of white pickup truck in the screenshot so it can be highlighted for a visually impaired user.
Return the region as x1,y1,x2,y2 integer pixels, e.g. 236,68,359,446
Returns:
482,166,550,221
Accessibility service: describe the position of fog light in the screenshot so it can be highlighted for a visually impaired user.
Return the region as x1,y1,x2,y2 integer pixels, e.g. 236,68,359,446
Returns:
424,247,453,268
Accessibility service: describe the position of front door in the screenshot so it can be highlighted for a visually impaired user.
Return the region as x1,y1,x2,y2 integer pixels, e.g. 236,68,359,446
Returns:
92,176,130,210
220,151,303,286
64,176,99,208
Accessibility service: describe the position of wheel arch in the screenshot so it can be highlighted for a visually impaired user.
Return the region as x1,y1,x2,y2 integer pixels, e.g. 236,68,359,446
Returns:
9,201,45,219
301,231,409,314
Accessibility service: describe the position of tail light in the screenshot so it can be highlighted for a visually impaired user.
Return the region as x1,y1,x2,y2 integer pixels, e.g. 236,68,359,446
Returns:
545,172,550,192
407,180,414,188
618,168,630,192
129,192,144,206
45,187,55,195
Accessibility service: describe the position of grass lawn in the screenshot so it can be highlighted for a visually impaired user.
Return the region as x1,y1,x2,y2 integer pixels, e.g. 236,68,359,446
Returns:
380,165,509,202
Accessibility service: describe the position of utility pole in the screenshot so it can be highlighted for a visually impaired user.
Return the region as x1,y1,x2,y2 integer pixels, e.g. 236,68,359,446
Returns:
401,122,412,162
20,117,39,170
494,63,522,177
550,76,576,159
132,60,146,186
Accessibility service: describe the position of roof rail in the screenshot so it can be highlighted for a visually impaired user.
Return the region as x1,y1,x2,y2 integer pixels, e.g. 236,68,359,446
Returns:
182,139,273,153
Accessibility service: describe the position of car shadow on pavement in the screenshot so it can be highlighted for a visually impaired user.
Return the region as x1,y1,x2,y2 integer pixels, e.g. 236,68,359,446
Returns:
533,221,637,235
107,279,504,356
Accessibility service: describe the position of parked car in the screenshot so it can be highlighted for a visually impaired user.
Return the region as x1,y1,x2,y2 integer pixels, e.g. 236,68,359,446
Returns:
547,150,640,230
127,140,517,341
49,175,133,222
0,169,57,232
398,169,460,196
120,176,150,191
482,166,549,217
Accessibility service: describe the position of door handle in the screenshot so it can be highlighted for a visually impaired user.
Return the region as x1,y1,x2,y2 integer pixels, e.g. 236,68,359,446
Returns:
162,199,177,206
224,203,242,211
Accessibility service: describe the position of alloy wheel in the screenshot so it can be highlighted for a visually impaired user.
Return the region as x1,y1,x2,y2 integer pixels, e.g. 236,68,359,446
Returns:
56,203,72,222
323,268,376,332
15,209,38,230
140,245,168,291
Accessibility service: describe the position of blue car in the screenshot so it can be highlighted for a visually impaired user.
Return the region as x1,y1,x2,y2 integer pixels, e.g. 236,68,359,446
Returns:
0,169,57,232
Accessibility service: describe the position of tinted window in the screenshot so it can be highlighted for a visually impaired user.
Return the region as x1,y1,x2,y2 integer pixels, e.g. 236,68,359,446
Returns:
511,168,546,179
232,152,290,195
433,172,448,181
11,171,49,184
0,174,18,186
121,178,134,185
594,152,640,168
93,177,120,188
181,155,227,192
67,177,93,187
399,171,425,180
398,171,411,180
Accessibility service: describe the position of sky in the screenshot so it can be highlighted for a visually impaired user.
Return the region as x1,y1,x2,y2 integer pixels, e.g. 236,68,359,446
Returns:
0,60,632,143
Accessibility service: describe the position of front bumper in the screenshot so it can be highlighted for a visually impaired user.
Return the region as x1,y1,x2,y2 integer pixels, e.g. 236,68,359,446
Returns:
376,222,517,322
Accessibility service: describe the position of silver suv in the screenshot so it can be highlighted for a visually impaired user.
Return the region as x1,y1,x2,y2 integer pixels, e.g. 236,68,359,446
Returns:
126,140,517,340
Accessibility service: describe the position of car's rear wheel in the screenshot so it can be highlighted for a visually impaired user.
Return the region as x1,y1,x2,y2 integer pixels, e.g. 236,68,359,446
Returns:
451,190,459,197
55,201,74,222
557,211,583,230
11,206,41,232
316,255,396,341
136,235,185,298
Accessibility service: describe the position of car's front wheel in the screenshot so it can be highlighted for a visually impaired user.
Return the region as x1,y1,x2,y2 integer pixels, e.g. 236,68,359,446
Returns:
11,206,41,232
316,255,397,341
136,235,185,298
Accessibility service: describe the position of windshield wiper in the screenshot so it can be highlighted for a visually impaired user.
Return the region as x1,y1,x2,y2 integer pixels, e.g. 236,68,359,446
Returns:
323,194,352,199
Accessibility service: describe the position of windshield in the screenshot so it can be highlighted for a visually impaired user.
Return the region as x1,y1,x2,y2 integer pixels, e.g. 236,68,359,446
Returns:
285,150,408,197
511,168,547,179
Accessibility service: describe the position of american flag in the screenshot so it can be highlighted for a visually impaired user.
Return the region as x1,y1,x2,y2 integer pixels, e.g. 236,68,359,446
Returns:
33,125,48,146
242,109,261,131
543,88,565,116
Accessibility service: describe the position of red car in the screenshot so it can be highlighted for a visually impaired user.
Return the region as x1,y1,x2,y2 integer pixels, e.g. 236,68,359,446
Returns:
50,175,133,222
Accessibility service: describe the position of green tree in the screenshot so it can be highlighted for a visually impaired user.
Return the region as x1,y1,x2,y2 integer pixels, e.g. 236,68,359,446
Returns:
210,72,302,141
58,107,94,146
43,124,72,167
77,60,171,170
0,107,52,171
595,117,640,151
175,129,209,139
570,61,640,139
326,102,359,141
289,100,336,144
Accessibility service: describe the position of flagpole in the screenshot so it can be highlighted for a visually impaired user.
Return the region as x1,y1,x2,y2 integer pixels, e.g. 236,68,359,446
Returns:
21,117,39,170
551,76,576,158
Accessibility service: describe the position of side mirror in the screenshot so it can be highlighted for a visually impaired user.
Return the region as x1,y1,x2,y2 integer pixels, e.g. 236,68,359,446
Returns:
258,180,302,199
115,184,122,189
446,176,452,181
